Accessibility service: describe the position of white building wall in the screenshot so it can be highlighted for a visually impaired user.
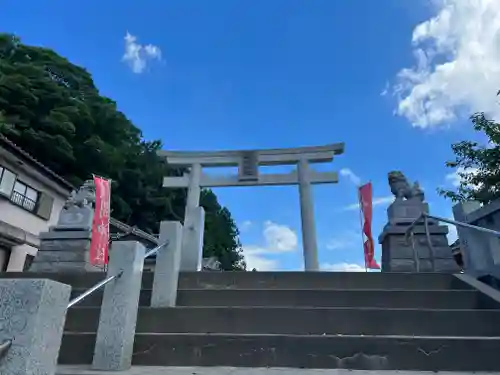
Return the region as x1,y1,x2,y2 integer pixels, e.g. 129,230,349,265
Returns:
0,155,70,270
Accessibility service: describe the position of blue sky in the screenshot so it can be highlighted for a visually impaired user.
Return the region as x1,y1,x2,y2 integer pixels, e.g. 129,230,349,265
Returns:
3,0,499,271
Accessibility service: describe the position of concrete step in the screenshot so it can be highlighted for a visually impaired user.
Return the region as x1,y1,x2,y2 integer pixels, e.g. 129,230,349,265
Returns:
176,289,489,309
176,272,470,291
59,333,500,371
68,288,487,309
55,366,500,375
1,271,472,291
69,288,151,307
65,306,500,337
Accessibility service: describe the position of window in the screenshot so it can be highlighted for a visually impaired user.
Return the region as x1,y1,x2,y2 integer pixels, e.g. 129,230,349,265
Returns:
10,180,39,212
0,166,16,196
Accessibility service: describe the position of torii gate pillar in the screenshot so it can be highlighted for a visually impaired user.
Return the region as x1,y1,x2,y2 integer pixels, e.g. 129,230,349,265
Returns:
159,144,344,271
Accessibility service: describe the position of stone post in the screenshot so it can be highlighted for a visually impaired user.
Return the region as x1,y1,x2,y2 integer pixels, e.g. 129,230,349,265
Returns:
151,221,183,307
297,159,319,271
0,279,71,375
185,163,202,211
181,206,205,271
6,245,29,272
92,241,145,371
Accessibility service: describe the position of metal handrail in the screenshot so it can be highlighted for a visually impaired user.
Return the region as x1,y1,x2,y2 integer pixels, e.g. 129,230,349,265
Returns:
0,241,170,360
405,212,500,239
66,240,169,309
404,212,500,272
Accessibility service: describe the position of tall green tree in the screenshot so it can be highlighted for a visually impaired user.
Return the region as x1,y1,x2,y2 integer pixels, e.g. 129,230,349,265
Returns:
439,112,500,203
0,32,245,270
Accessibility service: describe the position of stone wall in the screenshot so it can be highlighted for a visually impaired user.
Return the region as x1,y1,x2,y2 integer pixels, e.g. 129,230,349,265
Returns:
453,199,500,280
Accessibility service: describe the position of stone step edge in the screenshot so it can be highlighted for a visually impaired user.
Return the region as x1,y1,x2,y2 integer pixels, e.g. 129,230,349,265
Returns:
69,288,478,292
66,306,500,312
62,332,500,340
56,365,500,375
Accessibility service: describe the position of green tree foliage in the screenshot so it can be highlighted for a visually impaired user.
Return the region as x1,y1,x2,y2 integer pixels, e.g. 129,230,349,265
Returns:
0,32,245,270
438,112,500,203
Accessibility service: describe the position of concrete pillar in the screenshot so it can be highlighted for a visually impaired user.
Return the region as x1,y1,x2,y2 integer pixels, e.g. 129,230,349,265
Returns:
453,201,487,277
181,206,205,271
297,159,319,271
185,163,202,213
6,244,30,272
0,278,71,375
92,241,145,371
0,247,8,271
151,221,183,307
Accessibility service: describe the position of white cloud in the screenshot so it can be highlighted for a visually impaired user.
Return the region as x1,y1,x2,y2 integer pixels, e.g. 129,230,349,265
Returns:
240,220,253,232
122,32,162,74
340,168,361,186
326,238,355,251
445,167,480,188
344,196,394,211
263,221,298,252
243,246,280,271
321,262,365,272
241,221,298,271
392,0,500,128
325,231,359,251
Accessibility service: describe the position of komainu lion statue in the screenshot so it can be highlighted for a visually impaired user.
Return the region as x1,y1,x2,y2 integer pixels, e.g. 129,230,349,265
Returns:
388,171,424,202
64,179,96,209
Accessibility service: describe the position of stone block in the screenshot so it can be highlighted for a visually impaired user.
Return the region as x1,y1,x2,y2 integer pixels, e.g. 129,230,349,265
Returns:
379,224,449,244
0,279,71,375
434,258,461,272
29,261,103,273
39,239,91,252
33,250,87,263
385,258,437,272
92,241,145,371
56,206,94,230
181,206,205,271
386,259,416,272
431,246,456,259
40,230,92,240
387,200,430,225
151,221,183,307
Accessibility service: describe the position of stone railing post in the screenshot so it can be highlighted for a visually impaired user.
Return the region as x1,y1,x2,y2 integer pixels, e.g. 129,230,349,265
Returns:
0,279,71,375
92,241,145,371
151,221,183,307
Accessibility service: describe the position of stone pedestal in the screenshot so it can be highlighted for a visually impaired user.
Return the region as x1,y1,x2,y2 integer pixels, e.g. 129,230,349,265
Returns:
379,200,459,273
30,229,102,272
29,182,102,273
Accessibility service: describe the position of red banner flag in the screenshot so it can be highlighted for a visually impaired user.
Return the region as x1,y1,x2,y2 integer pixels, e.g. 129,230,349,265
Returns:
90,175,111,266
359,183,380,270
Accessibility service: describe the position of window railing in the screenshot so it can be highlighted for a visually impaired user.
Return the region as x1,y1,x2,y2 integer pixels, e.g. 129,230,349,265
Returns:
10,190,36,211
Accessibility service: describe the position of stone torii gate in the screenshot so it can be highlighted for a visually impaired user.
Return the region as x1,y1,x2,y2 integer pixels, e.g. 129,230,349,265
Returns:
158,143,344,271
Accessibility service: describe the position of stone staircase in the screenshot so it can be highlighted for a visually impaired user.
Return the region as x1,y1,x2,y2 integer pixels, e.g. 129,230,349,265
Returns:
5,271,500,371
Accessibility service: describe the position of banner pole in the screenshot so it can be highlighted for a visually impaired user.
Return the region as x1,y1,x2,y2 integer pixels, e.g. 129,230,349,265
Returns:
357,185,368,272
